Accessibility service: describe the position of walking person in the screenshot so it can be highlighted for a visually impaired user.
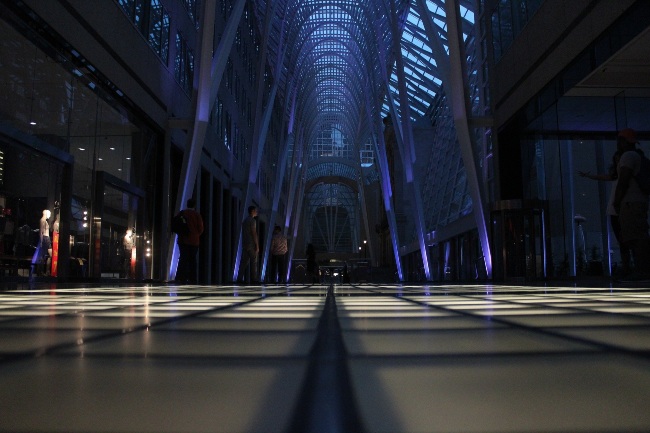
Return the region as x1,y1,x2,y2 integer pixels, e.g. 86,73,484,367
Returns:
613,128,650,280
175,198,204,284
238,205,260,284
269,225,288,283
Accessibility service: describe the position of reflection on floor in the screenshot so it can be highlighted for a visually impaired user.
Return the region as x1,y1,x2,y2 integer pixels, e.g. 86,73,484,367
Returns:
1,282,650,432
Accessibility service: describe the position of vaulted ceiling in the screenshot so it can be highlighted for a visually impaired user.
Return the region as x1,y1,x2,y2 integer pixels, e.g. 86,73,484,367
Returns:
250,0,476,252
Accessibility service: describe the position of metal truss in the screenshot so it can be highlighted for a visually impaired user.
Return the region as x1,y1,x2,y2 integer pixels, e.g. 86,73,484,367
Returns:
174,0,492,281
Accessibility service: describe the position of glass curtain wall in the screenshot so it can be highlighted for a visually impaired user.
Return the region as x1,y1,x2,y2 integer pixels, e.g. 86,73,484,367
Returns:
0,141,67,277
521,95,650,278
0,11,157,279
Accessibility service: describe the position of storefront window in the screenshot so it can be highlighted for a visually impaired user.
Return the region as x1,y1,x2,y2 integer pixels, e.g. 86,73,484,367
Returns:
0,12,158,280
0,141,66,277
521,93,650,278
97,184,140,278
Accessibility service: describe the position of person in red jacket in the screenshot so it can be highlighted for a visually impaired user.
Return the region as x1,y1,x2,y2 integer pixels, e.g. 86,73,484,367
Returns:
175,198,204,284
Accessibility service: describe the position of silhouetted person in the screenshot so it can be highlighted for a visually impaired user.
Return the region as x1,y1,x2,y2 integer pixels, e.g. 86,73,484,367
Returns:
175,199,204,283
239,205,259,283
613,128,650,280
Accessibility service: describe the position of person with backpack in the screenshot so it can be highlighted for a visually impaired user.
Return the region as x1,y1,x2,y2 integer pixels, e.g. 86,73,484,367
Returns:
175,198,204,284
613,128,650,280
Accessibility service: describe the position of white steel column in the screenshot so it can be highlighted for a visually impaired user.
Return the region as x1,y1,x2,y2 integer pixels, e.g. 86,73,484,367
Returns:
351,116,375,266
232,2,288,281
443,0,493,278
379,0,432,280
364,95,404,280
284,127,306,231
166,0,246,279
286,145,310,282
260,90,296,280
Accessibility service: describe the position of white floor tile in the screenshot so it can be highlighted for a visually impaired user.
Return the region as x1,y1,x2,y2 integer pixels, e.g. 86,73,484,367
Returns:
350,355,650,433
343,328,594,356
62,329,317,357
0,357,306,433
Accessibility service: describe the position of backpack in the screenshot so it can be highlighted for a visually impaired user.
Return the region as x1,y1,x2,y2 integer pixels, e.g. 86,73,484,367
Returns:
171,212,190,236
635,154,650,195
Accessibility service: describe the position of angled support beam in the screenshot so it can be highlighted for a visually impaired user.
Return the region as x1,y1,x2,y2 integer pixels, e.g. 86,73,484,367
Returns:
414,0,451,85
260,92,296,280
286,144,310,282
282,124,310,283
363,95,404,281
379,1,431,280
372,127,404,281
167,0,221,279
351,117,375,266
284,127,306,231
232,2,286,281
166,0,247,280
233,49,286,278
443,0,493,278
414,0,493,278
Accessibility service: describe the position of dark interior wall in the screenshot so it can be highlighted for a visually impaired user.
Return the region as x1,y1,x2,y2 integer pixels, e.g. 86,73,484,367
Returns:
496,122,523,200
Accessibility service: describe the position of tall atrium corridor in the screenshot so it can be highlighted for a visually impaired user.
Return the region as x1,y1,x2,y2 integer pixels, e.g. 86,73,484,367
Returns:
1,0,650,431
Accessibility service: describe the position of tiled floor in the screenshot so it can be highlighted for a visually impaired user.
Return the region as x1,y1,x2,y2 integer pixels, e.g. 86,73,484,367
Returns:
1,282,650,432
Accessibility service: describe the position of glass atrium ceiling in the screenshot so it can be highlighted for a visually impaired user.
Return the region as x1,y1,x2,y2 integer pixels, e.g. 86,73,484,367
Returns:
253,0,475,123
250,0,477,253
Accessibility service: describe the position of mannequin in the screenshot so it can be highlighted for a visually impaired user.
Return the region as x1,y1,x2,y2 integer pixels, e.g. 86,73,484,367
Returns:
32,209,51,276
41,209,52,258
123,228,134,251
123,228,135,278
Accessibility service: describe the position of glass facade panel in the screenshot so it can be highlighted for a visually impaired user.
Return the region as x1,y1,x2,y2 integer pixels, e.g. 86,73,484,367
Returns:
491,0,545,62
0,10,157,280
175,32,194,94
0,141,65,277
117,0,170,62
520,90,650,278
98,184,140,279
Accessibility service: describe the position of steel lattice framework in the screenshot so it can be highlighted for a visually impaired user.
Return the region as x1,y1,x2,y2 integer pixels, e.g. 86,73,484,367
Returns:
169,0,493,281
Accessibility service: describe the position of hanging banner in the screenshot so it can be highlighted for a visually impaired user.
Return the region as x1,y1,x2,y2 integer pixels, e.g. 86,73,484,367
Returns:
51,230,59,277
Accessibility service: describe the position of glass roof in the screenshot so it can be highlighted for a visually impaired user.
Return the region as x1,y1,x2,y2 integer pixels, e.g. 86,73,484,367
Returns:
250,0,477,252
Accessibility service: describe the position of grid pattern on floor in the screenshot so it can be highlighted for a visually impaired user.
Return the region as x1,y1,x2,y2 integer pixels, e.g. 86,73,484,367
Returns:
1,283,650,433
